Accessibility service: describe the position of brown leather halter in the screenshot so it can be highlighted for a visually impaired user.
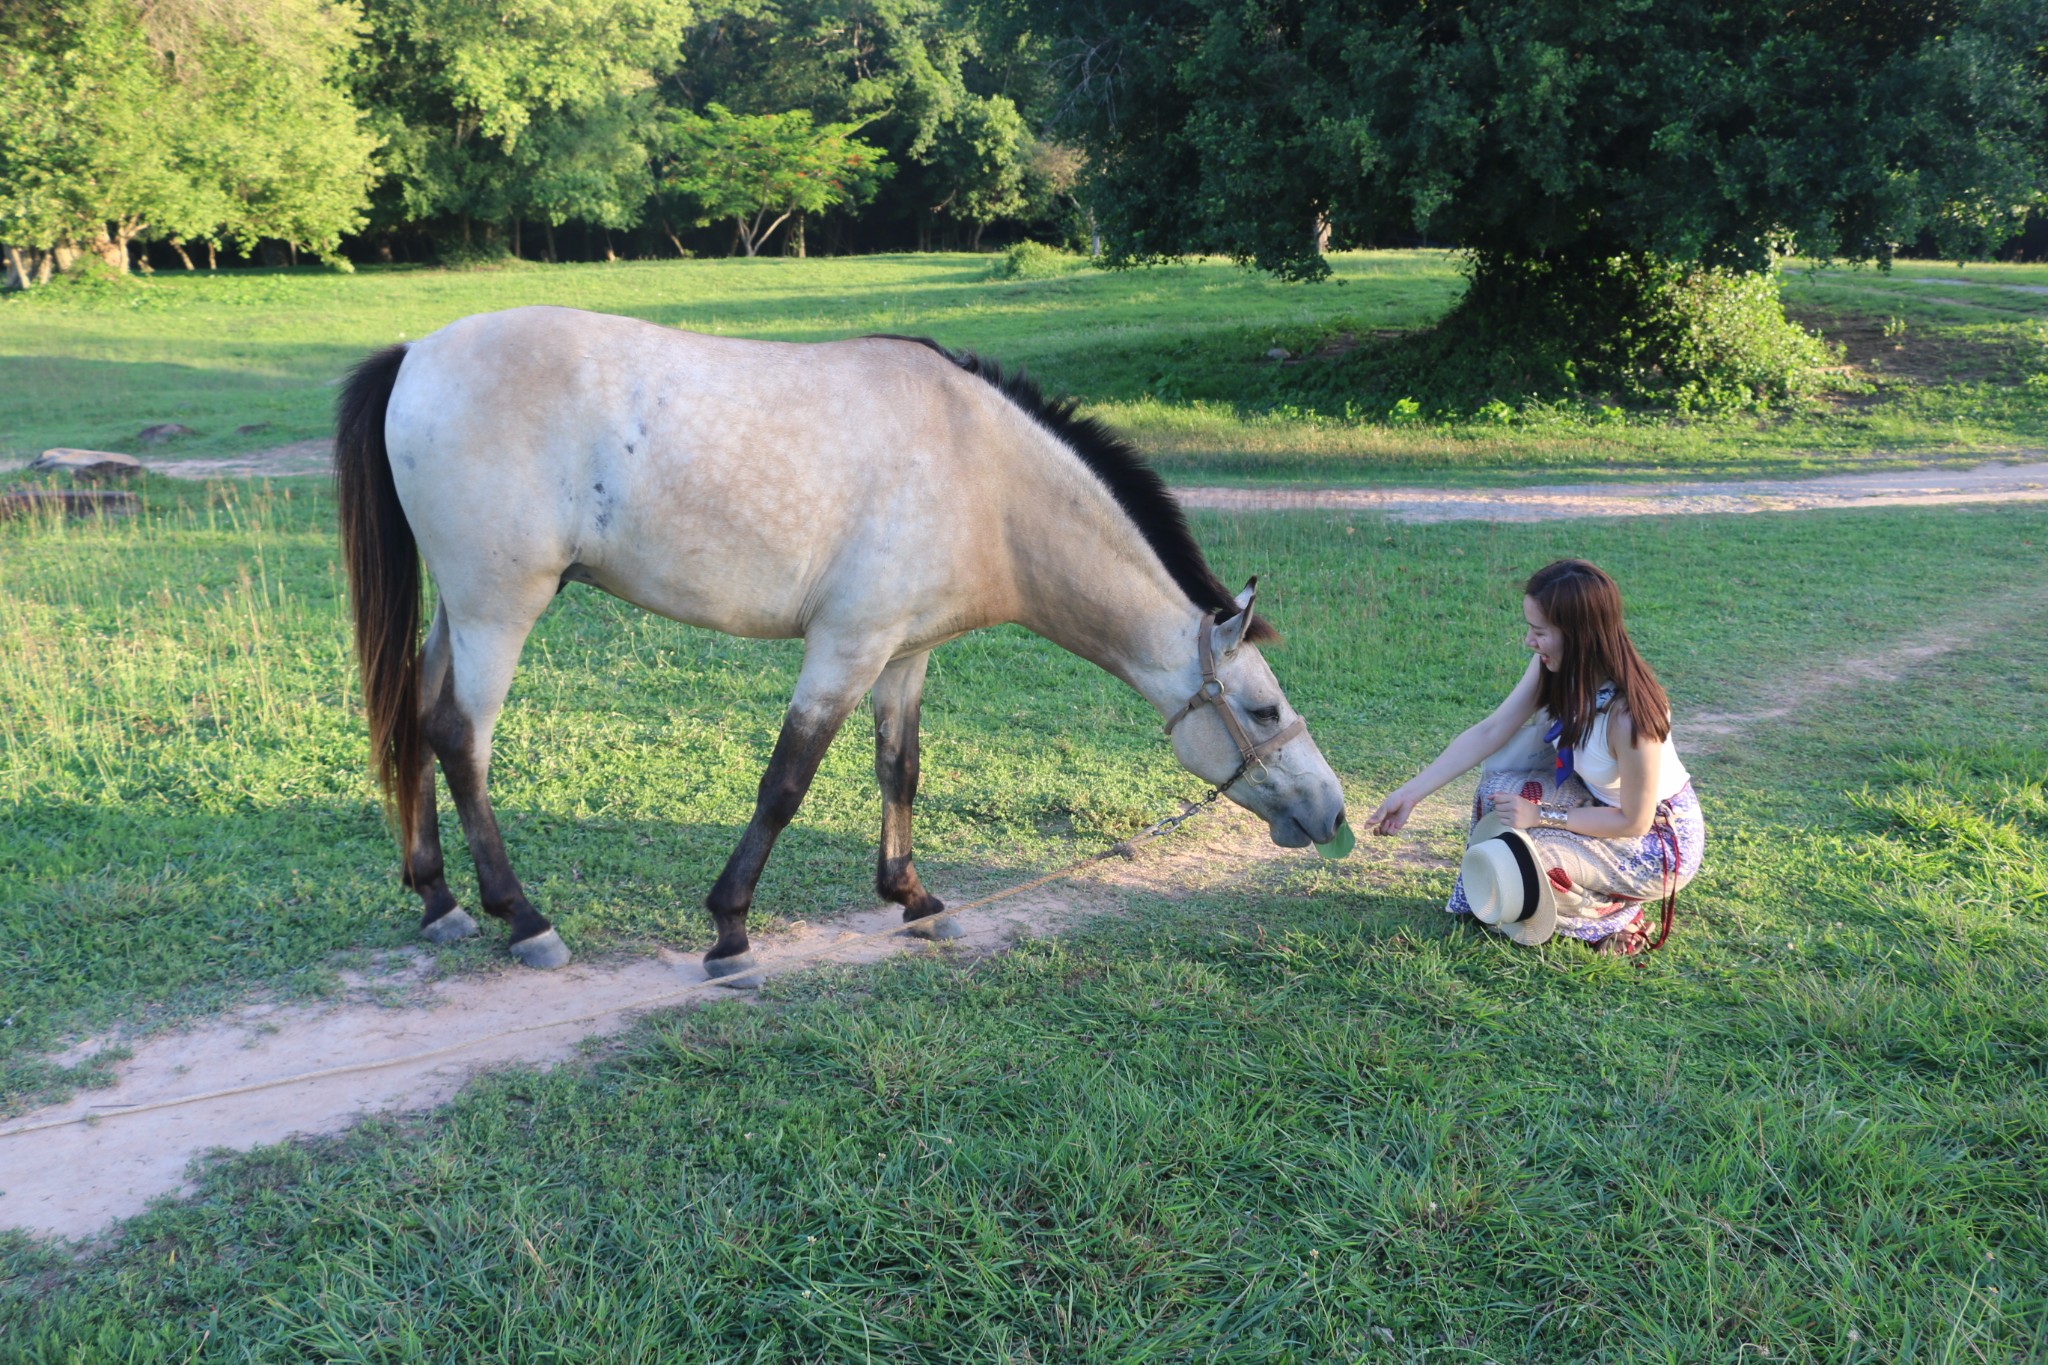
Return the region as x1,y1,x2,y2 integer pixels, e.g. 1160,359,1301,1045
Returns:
1161,610,1306,792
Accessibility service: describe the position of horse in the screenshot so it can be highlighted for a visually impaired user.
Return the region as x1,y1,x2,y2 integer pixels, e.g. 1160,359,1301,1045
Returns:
335,305,1350,977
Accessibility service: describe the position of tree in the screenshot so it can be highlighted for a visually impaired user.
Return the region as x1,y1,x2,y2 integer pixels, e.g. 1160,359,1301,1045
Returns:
925,93,1029,249
0,0,376,283
659,103,889,255
353,0,693,251
1027,0,2048,403
667,0,1045,249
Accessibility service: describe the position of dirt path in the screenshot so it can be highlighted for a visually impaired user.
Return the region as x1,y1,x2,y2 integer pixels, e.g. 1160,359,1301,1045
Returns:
1,800,1388,1242
1176,459,2048,521
135,446,2048,524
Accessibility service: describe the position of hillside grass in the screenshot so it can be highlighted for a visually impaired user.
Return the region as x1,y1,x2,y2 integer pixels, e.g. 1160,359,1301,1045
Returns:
7,251,2048,486
2,477,2044,1358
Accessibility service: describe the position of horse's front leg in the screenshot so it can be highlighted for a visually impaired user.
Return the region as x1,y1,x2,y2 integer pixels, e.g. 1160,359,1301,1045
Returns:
873,650,954,939
702,642,885,980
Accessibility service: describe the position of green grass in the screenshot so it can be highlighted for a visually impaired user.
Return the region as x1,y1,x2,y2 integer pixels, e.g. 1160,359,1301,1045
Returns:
3,255,2045,1357
8,251,2048,487
2,477,2045,1358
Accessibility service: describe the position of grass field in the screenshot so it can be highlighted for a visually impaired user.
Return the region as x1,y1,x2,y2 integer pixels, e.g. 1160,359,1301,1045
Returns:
6,251,2048,486
3,475,2044,1358
2,255,2045,1359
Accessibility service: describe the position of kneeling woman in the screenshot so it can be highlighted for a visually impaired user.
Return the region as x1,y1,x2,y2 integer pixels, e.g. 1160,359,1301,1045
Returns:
1365,560,1705,954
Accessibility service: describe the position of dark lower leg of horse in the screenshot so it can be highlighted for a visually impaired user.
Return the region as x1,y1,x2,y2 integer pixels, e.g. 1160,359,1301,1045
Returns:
404,755,477,944
703,706,850,980
424,688,569,970
874,681,953,939
406,607,477,945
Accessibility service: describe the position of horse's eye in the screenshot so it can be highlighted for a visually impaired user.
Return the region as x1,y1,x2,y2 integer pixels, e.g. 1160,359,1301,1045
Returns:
1249,706,1282,725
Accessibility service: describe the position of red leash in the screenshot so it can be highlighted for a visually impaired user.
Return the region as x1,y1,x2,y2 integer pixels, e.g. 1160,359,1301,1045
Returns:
1641,801,1681,953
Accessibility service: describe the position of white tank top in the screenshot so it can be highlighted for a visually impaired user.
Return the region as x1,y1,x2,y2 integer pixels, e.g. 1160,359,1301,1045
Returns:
1560,684,1691,805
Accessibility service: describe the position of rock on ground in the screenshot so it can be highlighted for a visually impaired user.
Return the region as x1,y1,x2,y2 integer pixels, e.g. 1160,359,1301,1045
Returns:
29,448,143,481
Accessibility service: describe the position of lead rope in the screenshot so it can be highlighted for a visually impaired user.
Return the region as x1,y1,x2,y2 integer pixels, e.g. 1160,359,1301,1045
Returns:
0,768,1260,1143
1640,801,1680,954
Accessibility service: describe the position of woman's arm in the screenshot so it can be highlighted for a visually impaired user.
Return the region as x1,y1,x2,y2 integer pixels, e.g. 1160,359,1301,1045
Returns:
1366,657,1543,834
1488,702,1660,838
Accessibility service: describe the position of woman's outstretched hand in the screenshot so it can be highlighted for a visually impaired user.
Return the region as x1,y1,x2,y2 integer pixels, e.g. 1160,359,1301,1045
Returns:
1366,786,1420,834
1488,793,1540,829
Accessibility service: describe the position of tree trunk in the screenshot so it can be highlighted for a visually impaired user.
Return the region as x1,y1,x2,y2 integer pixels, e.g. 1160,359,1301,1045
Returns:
970,221,985,252
1088,209,1101,258
788,211,806,257
4,245,27,290
603,228,616,262
511,219,521,259
661,218,687,258
206,240,218,270
731,218,745,257
545,222,557,263
91,227,129,273
288,241,298,267
1311,214,1331,256
170,238,196,270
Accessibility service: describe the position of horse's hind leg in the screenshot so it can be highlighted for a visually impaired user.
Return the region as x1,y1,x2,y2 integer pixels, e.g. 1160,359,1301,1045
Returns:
703,640,889,980
873,651,954,940
427,588,569,969
405,606,479,944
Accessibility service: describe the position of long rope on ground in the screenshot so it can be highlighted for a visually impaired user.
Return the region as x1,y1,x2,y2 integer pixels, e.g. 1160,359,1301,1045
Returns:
0,794,1226,1142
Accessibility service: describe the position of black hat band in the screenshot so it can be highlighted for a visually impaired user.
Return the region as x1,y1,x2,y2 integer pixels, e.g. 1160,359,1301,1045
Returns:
1493,834,1541,924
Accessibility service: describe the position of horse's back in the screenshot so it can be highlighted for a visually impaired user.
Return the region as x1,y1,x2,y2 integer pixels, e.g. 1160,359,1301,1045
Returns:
385,307,1022,643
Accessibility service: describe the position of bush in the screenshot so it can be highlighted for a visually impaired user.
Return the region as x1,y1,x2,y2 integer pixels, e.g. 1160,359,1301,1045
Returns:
992,241,1087,280
433,241,530,271
1275,250,1836,418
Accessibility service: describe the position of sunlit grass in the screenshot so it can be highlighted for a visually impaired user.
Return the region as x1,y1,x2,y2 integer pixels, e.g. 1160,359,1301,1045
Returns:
9,251,2048,486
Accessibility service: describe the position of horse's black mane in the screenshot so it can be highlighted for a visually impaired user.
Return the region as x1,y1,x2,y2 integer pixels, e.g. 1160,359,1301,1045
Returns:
870,334,1276,642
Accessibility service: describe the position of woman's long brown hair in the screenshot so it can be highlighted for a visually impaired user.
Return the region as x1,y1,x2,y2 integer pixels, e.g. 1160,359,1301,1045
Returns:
1526,560,1670,748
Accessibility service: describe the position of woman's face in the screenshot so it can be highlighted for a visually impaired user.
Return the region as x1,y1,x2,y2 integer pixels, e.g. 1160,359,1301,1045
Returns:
1523,596,1564,673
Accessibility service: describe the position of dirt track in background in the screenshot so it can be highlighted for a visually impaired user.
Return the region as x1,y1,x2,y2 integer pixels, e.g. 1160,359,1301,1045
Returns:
133,444,2048,521
1175,459,2048,521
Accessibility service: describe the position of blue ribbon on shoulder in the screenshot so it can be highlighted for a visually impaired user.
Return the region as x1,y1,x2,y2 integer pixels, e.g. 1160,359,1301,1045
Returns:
1543,718,1573,786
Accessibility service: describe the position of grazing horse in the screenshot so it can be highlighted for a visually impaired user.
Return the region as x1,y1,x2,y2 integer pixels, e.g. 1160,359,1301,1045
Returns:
335,306,1348,976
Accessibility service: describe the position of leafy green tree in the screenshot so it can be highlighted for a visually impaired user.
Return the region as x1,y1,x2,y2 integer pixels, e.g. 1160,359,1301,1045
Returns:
1,0,188,279
668,0,1043,248
925,93,1028,249
659,103,889,255
354,0,693,250
0,0,376,283
1026,0,2048,402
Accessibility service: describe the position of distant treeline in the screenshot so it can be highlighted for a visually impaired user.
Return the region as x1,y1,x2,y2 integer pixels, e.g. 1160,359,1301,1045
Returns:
1,0,1087,283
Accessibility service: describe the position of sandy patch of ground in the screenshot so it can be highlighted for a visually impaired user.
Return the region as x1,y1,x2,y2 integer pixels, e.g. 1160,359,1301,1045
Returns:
141,439,334,480
1177,460,2048,522
137,445,2048,525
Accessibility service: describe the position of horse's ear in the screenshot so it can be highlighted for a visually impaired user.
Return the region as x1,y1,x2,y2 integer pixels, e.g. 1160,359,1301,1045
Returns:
1213,578,1258,656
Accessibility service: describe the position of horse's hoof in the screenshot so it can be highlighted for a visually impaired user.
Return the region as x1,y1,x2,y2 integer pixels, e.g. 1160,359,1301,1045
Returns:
904,913,962,941
421,908,479,944
509,928,572,970
703,952,759,989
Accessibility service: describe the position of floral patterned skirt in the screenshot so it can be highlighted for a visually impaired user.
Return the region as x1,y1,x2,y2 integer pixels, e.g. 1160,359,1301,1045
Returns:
1447,771,1706,946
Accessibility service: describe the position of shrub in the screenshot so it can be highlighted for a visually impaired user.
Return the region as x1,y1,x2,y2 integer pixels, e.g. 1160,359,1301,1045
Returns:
1275,251,1836,418
992,241,1087,280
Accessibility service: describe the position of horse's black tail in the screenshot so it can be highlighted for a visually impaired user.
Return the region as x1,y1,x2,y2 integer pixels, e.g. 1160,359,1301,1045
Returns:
334,343,421,864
